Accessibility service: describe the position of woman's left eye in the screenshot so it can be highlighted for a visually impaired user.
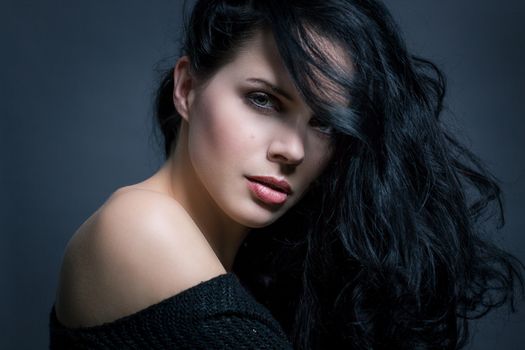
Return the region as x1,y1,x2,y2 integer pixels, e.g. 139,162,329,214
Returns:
309,117,335,135
246,92,278,111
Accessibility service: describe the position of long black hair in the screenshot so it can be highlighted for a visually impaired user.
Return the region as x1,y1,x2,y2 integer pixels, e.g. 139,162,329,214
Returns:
154,0,524,348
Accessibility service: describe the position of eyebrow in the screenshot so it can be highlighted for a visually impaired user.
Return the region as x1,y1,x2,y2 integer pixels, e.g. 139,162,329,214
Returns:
245,78,295,102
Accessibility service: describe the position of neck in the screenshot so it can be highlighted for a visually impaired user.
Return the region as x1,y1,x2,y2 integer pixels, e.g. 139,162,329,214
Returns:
156,123,250,272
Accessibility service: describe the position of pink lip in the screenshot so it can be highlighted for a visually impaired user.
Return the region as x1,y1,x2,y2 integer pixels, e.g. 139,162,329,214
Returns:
245,176,293,194
245,176,292,205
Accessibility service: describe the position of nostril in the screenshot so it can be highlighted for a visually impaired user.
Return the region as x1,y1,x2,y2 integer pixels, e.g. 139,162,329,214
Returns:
267,136,305,166
268,150,304,166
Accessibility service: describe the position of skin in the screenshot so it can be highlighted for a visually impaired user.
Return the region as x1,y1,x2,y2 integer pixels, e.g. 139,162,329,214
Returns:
132,29,337,271
54,29,348,327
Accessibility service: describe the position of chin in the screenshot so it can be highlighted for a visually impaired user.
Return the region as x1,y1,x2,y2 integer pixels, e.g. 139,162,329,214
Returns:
241,217,279,229
231,202,286,228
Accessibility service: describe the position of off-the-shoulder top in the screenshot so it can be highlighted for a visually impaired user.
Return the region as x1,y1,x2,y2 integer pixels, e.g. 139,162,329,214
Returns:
49,272,294,349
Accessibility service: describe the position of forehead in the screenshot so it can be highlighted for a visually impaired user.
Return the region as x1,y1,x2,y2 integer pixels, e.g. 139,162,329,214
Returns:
212,28,352,106
216,30,298,96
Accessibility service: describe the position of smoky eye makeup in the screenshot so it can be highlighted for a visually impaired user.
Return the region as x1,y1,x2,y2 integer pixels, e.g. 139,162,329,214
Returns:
239,83,335,137
243,90,282,114
309,117,336,136
242,90,335,137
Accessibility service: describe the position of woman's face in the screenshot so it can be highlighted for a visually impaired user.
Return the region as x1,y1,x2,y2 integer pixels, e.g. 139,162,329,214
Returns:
181,30,337,228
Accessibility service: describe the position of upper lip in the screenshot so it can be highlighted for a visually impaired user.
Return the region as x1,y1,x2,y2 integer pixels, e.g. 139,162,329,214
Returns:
246,175,293,195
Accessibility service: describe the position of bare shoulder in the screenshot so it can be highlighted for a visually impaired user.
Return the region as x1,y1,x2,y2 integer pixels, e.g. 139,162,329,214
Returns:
54,186,227,328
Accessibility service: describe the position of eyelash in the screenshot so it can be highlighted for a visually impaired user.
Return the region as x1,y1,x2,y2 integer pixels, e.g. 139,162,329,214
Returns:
245,91,280,113
245,91,335,136
309,117,335,136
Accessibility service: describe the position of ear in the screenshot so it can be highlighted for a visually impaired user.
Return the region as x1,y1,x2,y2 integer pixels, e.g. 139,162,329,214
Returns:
172,56,195,121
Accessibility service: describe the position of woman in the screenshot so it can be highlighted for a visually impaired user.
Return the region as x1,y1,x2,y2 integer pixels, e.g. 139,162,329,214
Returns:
49,0,524,349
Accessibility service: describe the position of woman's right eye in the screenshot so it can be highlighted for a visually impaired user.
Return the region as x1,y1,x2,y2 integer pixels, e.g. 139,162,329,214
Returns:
245,92,279,112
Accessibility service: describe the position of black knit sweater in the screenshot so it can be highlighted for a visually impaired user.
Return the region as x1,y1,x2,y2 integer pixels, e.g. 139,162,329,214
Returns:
49,272,294,349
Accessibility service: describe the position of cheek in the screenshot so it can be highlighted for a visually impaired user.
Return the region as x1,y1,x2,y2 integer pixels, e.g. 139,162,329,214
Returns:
187,93,257,173
304,139,334,179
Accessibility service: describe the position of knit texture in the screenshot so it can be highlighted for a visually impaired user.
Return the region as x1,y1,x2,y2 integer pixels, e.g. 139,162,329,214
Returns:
49,272,293,349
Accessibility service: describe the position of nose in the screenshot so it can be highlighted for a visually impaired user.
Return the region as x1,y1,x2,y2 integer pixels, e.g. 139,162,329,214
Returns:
267,124,305,166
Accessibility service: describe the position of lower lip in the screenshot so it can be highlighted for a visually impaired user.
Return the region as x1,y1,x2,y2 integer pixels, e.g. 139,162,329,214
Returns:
246,178,288,205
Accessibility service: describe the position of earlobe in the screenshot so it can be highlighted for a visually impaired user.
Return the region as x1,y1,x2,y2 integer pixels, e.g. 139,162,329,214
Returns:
172,56,194,121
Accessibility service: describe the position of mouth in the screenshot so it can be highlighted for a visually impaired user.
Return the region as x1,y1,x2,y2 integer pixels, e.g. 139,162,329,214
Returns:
245,175,292,206
245,175,292,194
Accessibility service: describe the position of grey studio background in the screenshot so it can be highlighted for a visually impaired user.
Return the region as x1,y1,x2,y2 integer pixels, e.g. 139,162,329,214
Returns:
1,0,524,349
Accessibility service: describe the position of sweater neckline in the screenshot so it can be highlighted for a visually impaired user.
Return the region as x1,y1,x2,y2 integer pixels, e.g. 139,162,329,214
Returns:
50,272,238,332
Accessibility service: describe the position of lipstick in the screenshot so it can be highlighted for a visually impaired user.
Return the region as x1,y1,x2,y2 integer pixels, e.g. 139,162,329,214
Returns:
245,176,291,205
